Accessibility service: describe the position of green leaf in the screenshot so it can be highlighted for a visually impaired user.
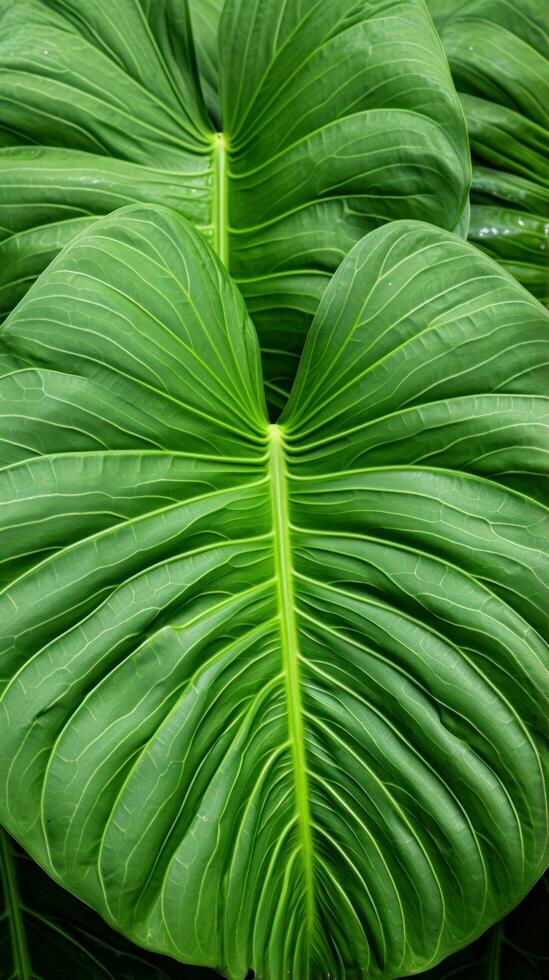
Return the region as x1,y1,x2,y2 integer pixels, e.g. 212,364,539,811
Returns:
0,205,547,978
417,875,549,978
0,827,215,979
427,0,549,304
0,0,469,404
189,0,223,123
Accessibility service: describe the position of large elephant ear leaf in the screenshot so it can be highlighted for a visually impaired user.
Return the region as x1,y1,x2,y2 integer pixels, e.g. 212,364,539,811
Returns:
0,0,469,405
0,828,214,979
428,0,549,304
0,206,547,979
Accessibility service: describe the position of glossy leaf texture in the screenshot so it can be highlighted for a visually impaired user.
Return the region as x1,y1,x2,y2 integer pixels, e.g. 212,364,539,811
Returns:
0,206,548,980
0,828,215,980
428,0,549,304
0,0,470,405
189,0,223,124
417,875,549,979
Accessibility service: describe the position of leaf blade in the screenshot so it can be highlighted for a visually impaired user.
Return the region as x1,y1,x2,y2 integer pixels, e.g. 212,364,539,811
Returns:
0,209,547,977
427,0,549,303
0,0,470,400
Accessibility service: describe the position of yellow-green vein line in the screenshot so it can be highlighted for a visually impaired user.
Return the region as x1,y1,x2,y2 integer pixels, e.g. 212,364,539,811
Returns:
212,131,229,266
267,423,315,938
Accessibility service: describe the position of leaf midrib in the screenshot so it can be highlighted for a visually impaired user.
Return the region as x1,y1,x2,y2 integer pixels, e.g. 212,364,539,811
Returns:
0,829,32,980
267,423,315,943
212,131,229,265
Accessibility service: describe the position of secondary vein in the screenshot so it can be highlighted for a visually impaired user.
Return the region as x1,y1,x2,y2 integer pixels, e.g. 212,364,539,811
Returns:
267,423,315,939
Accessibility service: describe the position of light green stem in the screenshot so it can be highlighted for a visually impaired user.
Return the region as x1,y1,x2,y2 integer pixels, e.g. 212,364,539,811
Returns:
212,131,229,266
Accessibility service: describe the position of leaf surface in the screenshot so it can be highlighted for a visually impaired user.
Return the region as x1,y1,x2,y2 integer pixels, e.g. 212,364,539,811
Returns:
0,828,214,979
417,875,549,979
428,0,549,304
189,0,223,122
0,207,547,979
0,0,469,403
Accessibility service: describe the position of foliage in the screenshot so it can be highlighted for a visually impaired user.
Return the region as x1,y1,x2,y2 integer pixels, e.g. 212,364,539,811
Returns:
0,3,547,978
2,824,547,978
0,206,546,978
0,0,470,404
428,0,549,304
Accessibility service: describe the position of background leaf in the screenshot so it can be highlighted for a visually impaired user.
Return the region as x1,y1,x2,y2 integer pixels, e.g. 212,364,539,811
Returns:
0,0,469,406
428,0,549,304
0,206,547,978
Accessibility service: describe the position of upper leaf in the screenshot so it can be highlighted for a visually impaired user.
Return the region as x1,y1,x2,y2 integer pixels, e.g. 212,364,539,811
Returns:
0,206,547,979
0,0,470,403
189,0,223,123
428,0,549,304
